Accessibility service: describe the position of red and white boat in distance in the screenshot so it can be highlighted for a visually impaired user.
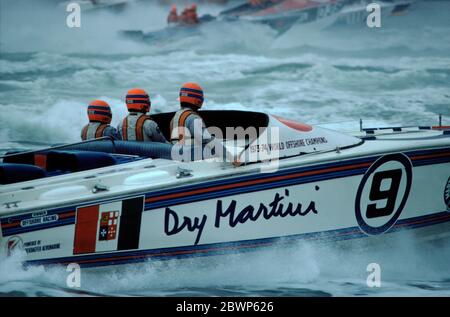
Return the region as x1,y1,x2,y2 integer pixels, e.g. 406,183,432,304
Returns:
0,110,449,268
221,0,414,33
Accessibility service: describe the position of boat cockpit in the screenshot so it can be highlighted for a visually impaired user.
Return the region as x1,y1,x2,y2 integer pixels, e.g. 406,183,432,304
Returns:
0,110,363,185
0,111,269,185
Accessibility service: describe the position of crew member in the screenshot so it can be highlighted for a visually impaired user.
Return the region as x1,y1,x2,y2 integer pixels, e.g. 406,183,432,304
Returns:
170,82,205,145
118,88,168,142
167,5,178,24
170,82,238,164
179,4,199,25
81,100,120,141
186,4,199,24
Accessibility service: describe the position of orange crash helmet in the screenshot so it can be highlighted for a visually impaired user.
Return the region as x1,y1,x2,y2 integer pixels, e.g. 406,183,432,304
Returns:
126,88,151,113
87,99,112,124
179,82,204,108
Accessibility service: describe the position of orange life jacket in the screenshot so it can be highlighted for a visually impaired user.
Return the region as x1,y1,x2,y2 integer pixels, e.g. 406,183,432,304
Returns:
167,11,178,24
169,109,196,144
81,123,107,141
121,114,151,141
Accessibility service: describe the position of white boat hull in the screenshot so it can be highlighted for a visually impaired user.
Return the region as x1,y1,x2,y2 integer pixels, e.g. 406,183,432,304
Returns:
1,138,449,268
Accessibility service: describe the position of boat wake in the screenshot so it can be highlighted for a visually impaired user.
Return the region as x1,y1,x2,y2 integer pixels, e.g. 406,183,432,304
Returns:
1,230,450,296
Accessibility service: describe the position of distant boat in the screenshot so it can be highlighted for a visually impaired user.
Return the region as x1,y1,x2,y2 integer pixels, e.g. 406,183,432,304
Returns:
119,0,349,44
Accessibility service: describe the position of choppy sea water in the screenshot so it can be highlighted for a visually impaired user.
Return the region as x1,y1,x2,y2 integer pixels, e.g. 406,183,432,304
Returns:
0,0,449,296
2,233,450,297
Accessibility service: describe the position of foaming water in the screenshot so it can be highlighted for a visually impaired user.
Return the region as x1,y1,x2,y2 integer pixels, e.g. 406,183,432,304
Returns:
0,0,167,54
1,231,450,296
1,49,449,144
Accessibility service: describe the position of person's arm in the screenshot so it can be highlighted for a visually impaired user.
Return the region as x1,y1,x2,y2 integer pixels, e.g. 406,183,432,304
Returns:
81,124,89,141
187,115,207,143
187,115,238,164
107,126,122,140
111,127,122,140
116,122,123,140
146,120,169,143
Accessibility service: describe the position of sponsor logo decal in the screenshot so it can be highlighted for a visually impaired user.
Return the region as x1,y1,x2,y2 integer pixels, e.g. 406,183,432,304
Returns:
32,211,48,218
355,153,413,235
20,214,58,228
6,236,23,256
5,237,60,255
164,187,319,245
0,209,75,237
22,240,61,254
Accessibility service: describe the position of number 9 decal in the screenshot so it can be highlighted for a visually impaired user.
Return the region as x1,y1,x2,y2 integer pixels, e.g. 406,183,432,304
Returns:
355,153,412,235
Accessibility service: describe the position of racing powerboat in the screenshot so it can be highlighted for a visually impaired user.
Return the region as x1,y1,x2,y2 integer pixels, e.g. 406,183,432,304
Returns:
1,110,449,268
120,0,346,43
220,0,347,33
